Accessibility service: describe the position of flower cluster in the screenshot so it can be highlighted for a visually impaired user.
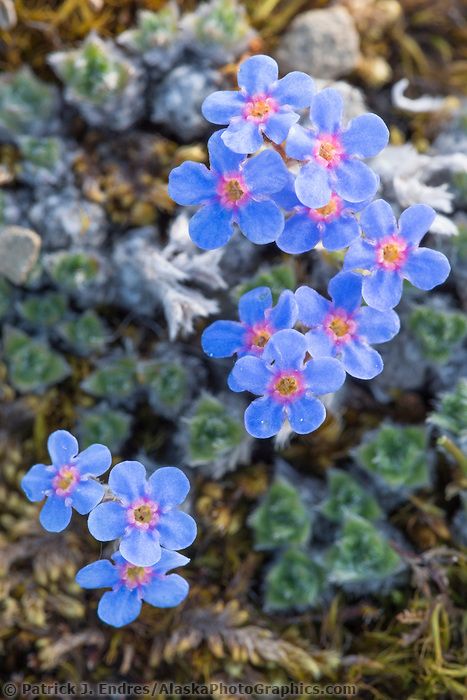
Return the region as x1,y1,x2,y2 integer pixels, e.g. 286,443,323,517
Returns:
169,53,451,439
21,430,196,627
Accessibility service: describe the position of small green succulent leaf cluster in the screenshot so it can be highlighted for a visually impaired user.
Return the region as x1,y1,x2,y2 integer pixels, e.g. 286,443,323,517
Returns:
428,378,467,445
118,5,180,55
234,263,296,305
81,357,139,401
76,403,132,452
409,305,467,363
249,478,312,550
46,251,102,294
0,66,58,136
140,360,189,419
18,292,67,328
326,513,403,586
3,327,70,393
321,469,382,524
264,547,325,613
356,423,431,492
58,310,108,356
185,394,245,466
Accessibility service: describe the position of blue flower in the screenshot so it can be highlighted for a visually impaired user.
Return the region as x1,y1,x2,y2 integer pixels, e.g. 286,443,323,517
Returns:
343,200,451,310
21,430,111,533
168,130,288,249
286,88,389,208
76,549,189,627
274,174,367,253
230,329,346,438
88,463,196,567
202,286,298,359
296,272,400,380
202,54,314,154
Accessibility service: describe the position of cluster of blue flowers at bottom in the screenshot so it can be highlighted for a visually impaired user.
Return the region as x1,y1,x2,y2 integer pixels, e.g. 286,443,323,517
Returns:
21,430,196,627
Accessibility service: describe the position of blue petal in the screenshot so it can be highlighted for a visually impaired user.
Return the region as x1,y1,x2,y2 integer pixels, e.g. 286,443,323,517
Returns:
271,72,314,109
341,340,384,379
237,55,278,95
108,461,147,503
311,88,343,134
21,463,53,502
158,510,197,550
328,271,362,312
76,560,119,589
229,355,272,395
87,501,126,541
341,114,389,157
343,239,376,271
47,430,78,467
201,90,245,124
238,286,272,326
295,161,332,208
403,248,450,290
72,479,105,515
334,159,379,202
272,173,301,210
243,149,289,195
237,200,284,244
321,216,360,250
360,199,397,241
356,307,400,344
262,329,308,370
207,130,245,173
148,467,190,510
39,495,72,532
153,549,190,575
303,357,346,394
168,162,217,205
97,588,142,627
222,119,264,154
263,111,299,144
244,396,284,438
398,204,436,245
120,528,161,567
306,329,335,357
276,213,320,254
74,444,111,477
143,573,189,608
362,269,403,310
287,396,326,434
201,320,245,358
227,368,244,392
285,124,315,160
268,290,298,330
295,286,330,327
189,202,234,250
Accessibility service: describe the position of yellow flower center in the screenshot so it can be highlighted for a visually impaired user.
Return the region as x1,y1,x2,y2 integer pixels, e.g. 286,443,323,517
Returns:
329,317,351,337
275,376,299,396
224,179,245,203
125,566,147,583
319,141,336,161
133,504,153,524
55,469,76,491
252,330,271,348
382,243,402,263
316,199,338,217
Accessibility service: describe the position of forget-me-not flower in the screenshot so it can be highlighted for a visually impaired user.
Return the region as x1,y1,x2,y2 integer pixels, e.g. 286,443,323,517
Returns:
344,200,451,310
286,88,389,208
76,549,189,627
21,430,111,533
202,54,314,154
230,329,346,438
202,286,298,359
88,462,196,567
168,130,289,249
274,174,366,253
296,272,400,379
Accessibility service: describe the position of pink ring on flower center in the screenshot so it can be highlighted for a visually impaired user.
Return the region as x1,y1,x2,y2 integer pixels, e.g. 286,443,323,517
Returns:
308,193,343,222
127,498,159,530
376,235,408,271
245,322,274,353
52,465,80,497
269,370,305,404
217,174,249,209
325,310,357,344
243,95,278,123
313,135,344,169
119,563,153,590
